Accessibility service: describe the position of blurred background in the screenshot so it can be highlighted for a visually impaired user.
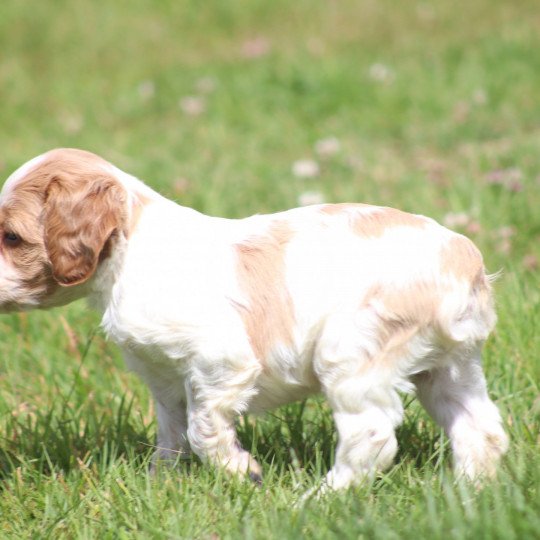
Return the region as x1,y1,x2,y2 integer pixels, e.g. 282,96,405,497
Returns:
0,1,539,536
1,0,539,271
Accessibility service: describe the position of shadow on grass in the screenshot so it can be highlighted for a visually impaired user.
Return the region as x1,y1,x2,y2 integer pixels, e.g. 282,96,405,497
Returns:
0,393,449,486
236,399,337,476
235,396,447,480
0,394,152,482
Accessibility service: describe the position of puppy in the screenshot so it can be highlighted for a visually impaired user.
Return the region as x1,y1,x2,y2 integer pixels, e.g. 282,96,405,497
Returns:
0,148,508,488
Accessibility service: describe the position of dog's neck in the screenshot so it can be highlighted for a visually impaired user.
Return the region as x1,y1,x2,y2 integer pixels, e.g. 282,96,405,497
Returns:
87,220,132,315
88,168,161,310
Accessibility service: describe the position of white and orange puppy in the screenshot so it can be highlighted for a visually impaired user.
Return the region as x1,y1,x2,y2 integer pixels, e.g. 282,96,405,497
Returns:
0,149,508,488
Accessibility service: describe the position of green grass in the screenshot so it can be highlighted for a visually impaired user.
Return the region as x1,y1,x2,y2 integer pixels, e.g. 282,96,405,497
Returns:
1,0,539,537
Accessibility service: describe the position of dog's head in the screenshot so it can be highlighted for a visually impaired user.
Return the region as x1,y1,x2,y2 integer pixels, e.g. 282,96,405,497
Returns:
0,148,128,311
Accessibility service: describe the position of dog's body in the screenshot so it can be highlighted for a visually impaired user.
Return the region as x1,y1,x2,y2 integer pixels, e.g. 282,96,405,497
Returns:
0,149,508,488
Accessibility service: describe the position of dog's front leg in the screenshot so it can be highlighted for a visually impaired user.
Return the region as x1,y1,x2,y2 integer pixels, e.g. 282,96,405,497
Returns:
184,358,263,483
123,351,192,469
151,397,191,468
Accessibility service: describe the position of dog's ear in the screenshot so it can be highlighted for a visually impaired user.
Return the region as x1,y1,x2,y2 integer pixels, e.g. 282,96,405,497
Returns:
44,174,126,286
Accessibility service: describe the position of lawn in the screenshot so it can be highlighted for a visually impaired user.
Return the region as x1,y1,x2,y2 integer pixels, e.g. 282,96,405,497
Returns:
0,0,539,538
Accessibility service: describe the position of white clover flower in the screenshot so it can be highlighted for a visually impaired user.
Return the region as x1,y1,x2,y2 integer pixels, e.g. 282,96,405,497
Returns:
195,77,217,94
241,37,271,59
472,88,488,106
368,63,395,83
485,168,523,192
496,226,516,239
292,159,320,178
298,191,326,206
443,212,471,228
179,96,206,116
59,112,84,135
314,137,341,157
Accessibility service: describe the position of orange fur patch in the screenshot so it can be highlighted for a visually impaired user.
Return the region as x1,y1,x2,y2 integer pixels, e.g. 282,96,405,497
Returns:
439,234,493,320
363,234,490,367
365,281,439,328
233,221,295,361
320,204,428,238
128,193,151,237
1,148,127,289
0,200,54,305
357,281,438,369
319,203,371,215
440,234,484,283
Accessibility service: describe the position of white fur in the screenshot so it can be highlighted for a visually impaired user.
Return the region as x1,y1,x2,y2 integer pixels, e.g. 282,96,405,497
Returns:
0,151,509,487
1,153,47,196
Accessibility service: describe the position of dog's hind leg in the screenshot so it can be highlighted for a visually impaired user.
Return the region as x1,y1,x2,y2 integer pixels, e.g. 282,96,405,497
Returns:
414,343,508,480
314,311,406,490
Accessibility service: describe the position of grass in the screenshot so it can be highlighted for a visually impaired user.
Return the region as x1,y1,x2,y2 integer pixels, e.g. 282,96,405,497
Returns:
0,0,539,537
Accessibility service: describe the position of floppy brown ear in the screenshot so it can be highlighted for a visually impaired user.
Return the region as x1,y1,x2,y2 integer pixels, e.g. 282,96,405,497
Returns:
44,174,126,286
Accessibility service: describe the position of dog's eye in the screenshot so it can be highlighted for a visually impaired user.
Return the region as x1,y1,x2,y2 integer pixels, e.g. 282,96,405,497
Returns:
3,232,22,247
